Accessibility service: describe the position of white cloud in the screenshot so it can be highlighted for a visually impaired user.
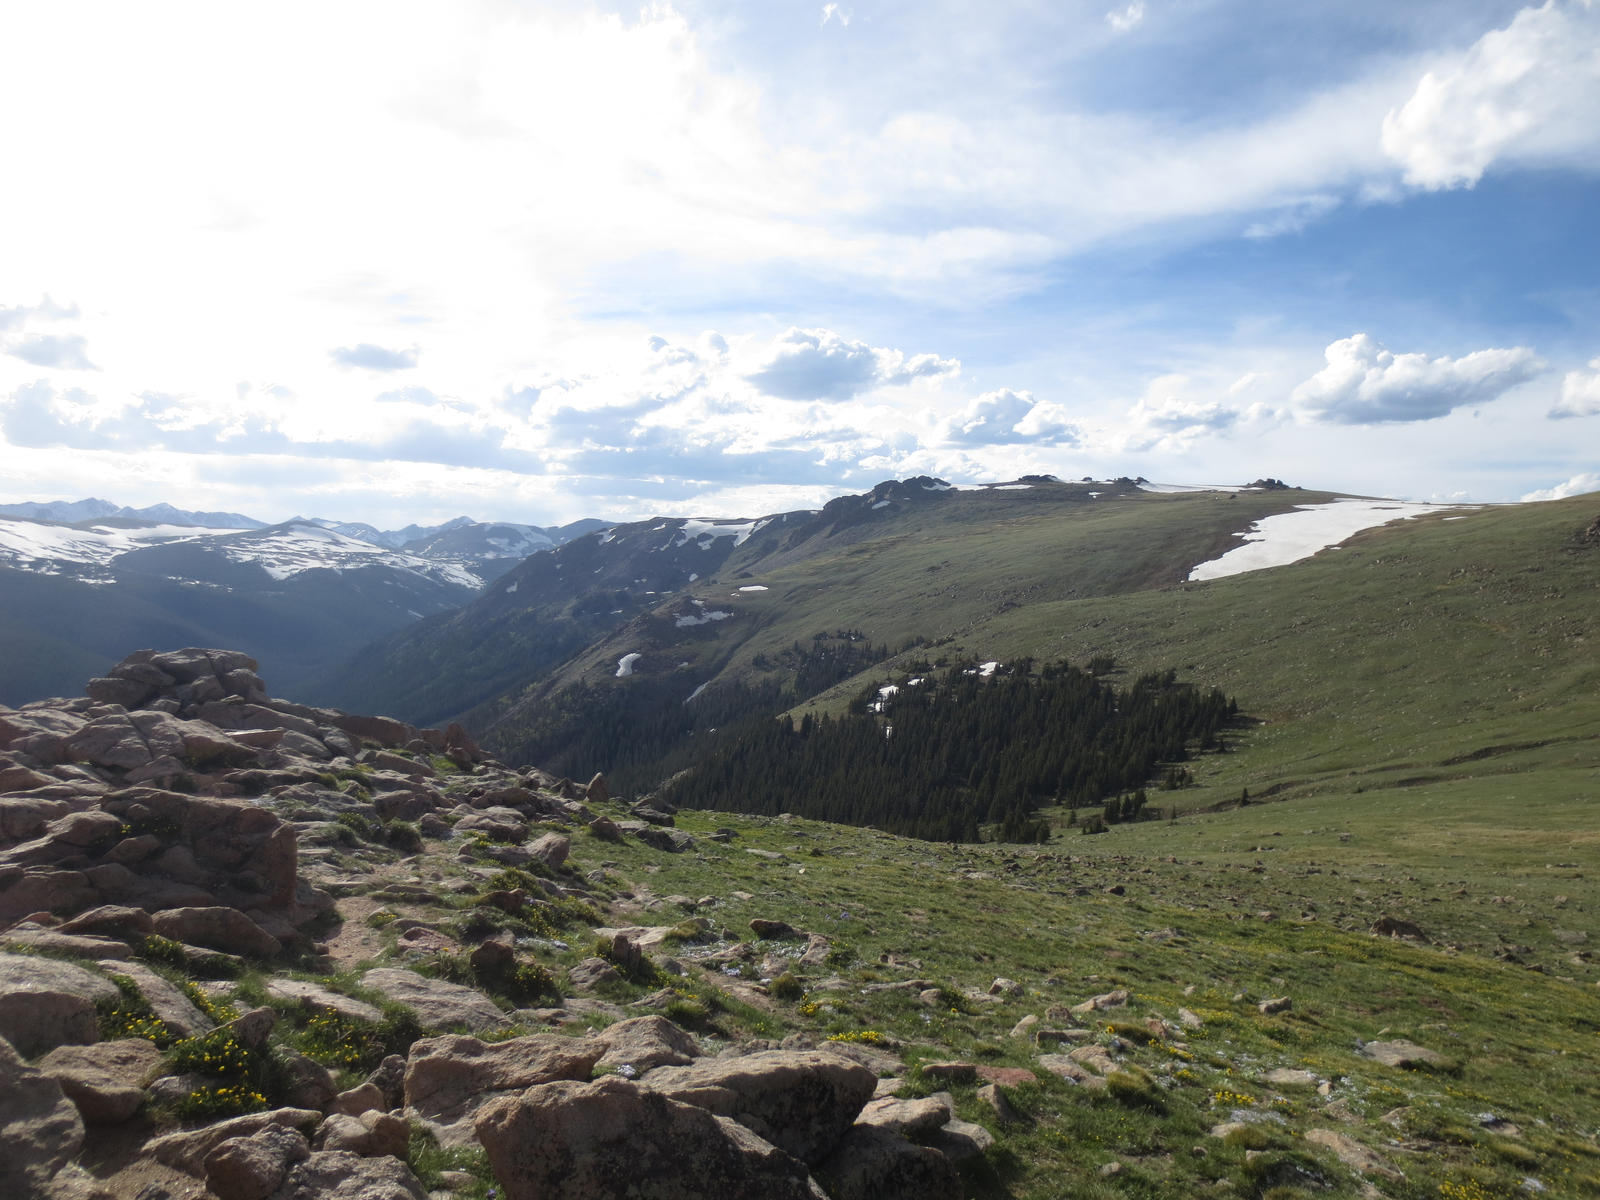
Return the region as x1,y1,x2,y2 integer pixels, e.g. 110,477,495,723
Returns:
1549,357,1600,418
946,389,1078,446
745,327,958,401
1291,333,1545,424
1106,4,1145,34
820,4,850,28
1382,0,1600,189
331,344,419,371
1521,471,1600,501
5,333,96,371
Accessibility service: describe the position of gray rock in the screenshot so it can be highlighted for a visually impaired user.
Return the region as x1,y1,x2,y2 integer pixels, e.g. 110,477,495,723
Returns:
855,1093,952,1136
270,1148,428,1200
644,1048,876,1165
1363,1039,1448,1068
528,832,569,867
592,1014,703,1074
0,1035,86,1198
816,1124,961,1200
204,1124,310,1200
151,906,283,957
97,960,215,1037
0,951,118,1056
147,1107,323,1175
403,1032,603,1123
38,1037,164,1123
360,968,511,1033
266,978,383,1024
476,1075,823,1200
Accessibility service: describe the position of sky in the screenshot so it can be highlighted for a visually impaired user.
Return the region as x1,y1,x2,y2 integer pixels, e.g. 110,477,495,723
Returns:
1,0,1598,527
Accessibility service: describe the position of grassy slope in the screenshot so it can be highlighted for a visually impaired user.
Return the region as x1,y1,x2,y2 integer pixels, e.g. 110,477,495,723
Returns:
462,492,1599,1195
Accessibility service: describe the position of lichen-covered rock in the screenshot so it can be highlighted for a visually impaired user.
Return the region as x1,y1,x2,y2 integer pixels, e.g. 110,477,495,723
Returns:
203,1124,311,1200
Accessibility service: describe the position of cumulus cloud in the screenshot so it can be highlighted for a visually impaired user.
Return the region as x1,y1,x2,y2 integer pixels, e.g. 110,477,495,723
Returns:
1106,4,1145,34
1521,471,1600,501
374,386,440,405
5,332,96,370
0,296,79,331
946,389,1078,446
1549,357,1600,418
1291,333,1544,424
1383,0,1600,189
330,343,419,371
745,328,958,402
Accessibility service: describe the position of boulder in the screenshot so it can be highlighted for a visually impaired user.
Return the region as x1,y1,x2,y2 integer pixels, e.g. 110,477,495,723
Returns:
644,1049,876,1165
1363,1039,1448,1068
855,1093,952,1136
266,978,384,1024
1304,1128,1406,1181
403,1032,603,1122
59,904,154,940
38,1037,164,1123
528,832,570,867
315,1110,410,1159
592,1014,703,1074
815,1124,961,1200
476,1075,823,1200
749,918,800,940
152,906,283,957
267,1148,429,1200
0,1035,86,1198
360,968,511,1033
0,951,118,1056
98,960,215,1037
147,1106,324,1175
203,1124,310,1200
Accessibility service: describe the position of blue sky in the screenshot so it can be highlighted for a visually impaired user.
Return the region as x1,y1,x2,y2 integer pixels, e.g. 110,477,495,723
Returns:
1,0,1597,526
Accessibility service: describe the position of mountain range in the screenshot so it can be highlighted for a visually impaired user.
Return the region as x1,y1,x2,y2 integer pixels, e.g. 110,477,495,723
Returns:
0,501,604,705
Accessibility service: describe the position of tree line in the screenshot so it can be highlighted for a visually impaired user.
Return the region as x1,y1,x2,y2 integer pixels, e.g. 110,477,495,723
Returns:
660,658,1238,842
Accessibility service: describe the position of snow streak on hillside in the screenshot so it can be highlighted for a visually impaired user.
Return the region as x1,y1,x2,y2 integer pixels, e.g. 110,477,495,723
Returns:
1189,499,1472,581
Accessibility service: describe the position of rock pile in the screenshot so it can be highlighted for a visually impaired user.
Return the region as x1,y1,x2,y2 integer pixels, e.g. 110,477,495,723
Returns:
0,650,993,1198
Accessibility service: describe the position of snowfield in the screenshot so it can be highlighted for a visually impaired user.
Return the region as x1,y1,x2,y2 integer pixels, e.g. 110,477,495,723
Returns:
223,525,482,587
616,653,642,677
0,518,238,571
1189,499,1474,582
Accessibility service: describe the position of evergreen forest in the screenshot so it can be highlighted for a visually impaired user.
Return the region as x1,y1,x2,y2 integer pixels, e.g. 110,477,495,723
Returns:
661,659,1238,842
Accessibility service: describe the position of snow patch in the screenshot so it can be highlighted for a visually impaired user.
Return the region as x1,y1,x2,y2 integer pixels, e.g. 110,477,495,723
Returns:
964,661,1001,677
990,484,1031,491
616,653,642,677
673,518,766,549
1189,499,1472,582
504,581,519,594
685,682,709,703
871,499,892,510
738,585,768,592
675,609,733,627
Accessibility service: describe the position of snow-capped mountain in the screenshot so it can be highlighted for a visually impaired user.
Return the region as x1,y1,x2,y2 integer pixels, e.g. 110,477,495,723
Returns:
0,498,266,529
0,501,609,705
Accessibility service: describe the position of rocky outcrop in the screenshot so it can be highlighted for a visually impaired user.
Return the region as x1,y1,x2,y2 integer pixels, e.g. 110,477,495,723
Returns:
642,1049,877,1166
476,1076,826,1200
0,952,120,1057
402,1032,603,1122
0,1035,86,1198
38,1037,164,1123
